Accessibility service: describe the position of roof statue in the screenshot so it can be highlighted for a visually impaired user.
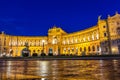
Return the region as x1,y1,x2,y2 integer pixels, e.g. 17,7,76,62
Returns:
98,15,102,20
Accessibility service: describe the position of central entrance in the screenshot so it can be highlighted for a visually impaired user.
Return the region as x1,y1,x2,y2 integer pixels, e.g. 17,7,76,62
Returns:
48,45,59,55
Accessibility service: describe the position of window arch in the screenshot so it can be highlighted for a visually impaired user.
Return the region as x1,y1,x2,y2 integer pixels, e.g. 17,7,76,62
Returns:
84,47,86,52
88,46,91,51
92,46,95,51
97,45,99,51
80,47,82,52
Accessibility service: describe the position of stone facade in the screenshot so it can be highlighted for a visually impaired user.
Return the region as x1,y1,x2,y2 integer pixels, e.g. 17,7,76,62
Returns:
0,12,120,56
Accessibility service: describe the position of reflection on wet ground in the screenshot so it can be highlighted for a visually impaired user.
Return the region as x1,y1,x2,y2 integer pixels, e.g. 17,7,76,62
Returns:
0,60,120,80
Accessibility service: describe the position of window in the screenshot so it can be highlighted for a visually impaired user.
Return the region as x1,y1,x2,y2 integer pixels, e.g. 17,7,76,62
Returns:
92,46,95,51
84,47,86,52
96,34,99,39
52,38,57,44
68,48,70,53
72,48,74,52
88,36,90,41
92,35,94,40
83,38,86,41
97,45,99,51
104,32,107,37
76,39,78,43
63,41,66,45
64,48,66,52
80,47,82,52
88,46,91,51
103,26,106,28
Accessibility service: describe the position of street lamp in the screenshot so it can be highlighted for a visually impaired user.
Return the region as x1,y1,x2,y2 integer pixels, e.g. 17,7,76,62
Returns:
42,40,45,53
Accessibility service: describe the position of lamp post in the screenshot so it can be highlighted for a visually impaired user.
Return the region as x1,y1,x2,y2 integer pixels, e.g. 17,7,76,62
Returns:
42,40,45,53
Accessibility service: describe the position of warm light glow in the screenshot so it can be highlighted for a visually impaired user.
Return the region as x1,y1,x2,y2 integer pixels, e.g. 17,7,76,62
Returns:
7,61,11,78
76,39,78,43
83,38,86,41
92,35,94,40
67,40,69,44
38,61,49,77
88,36,90,41
71,39,73,43
112,47,117,53
42,40,45,43
63,40,66,45
1,13,120,56
96,33,99,39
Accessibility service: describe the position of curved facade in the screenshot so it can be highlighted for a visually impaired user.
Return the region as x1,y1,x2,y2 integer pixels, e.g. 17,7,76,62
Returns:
0,12,120,56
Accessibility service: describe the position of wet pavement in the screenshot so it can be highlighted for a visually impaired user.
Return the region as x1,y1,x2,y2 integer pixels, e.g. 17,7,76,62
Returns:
0,60,120,80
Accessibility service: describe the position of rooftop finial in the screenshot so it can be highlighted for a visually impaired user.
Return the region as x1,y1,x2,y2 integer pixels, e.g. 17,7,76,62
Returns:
2,31,4,34
53,24,57,28
98,15,102,20
108,14,110,18
116,11,118,15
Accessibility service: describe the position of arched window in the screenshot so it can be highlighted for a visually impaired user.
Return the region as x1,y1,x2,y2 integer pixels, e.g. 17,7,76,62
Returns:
68,48,70,53
92,46,95,51
92,34,94,40
97,45,99,51
52,37,57,44
72,48,74,52
88,36,90,41
80,47,82,52
88,46,91,51
76,48,78,52
96,33,99,39
84,47,86,52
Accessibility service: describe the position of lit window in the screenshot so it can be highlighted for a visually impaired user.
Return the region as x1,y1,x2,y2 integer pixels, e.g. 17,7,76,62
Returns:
83,38,86,41
64,48,66,53
63,40,66,45
68,48,70,53
76,39,78,43
88,36,90,41
92,46,95,51
71,39,73,43
96,33,99,39
72,48,74,52
52,38,57,44
92,35,94,40
67,39,69,44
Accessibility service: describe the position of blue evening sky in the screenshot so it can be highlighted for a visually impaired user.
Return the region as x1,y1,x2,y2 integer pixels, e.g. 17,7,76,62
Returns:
0,0,120,36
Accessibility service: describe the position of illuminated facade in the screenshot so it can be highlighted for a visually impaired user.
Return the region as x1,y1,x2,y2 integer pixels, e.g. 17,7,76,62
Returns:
0,12,120,56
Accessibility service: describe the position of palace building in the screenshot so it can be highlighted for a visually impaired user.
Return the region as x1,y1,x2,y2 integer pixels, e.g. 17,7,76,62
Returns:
0,12,120,57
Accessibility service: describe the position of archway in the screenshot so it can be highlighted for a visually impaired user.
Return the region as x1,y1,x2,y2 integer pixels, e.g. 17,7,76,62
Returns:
21,48,30,57
48,48,53,56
